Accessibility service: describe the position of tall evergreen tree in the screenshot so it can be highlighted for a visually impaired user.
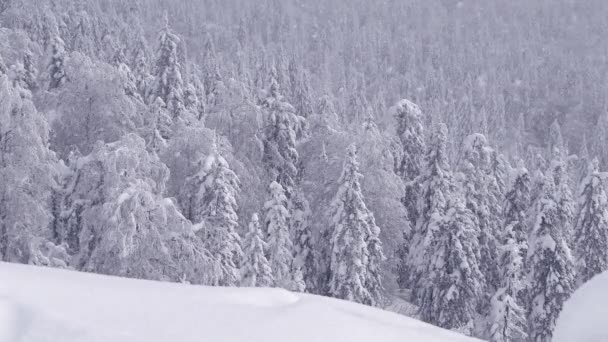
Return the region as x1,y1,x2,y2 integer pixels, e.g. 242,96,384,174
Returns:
549,148,575,246
261,77,303,197
573,158,608,284
418,195,484,332
151,17,185,118
291,188,315,292
407,123,455,303
327,144,384,306
527,173,575,342
391,99,425,289
503,163,532,261
488,164,530,342
460,133,500,302
241,213,274,287
488,226,528,342
203,149,243,286
263,181,295,289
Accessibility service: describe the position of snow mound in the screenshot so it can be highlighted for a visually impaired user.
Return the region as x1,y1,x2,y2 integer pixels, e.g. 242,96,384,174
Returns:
0,262,480,342
554,271,608,342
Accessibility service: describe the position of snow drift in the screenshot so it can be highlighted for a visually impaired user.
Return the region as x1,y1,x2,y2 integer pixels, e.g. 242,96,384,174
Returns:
0,262,480,342
553,271,608,342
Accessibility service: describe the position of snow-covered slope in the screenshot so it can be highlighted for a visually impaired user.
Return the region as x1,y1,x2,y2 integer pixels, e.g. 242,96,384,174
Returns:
0,263,481,342
553,271,608,342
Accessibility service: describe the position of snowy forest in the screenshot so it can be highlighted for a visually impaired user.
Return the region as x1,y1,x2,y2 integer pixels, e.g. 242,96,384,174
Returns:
1,0,607,341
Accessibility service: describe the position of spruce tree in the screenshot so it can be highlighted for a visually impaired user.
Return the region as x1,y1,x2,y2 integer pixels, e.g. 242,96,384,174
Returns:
407,123,454,303
205,150,243,286
527,173,575,342
574,158,608,284
418,195,484,332
151,17,185,118
328,144,385,306
264,181,295,289
291,188,315,292
549,148,575,246
503,163,532,261
241,213,274,287
488,165,530,342
488,227,528,342
460,133,501,305
261,77,302,197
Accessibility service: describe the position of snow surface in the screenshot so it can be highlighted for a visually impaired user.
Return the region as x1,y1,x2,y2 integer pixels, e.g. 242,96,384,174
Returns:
554,271,608,342
0,262,481,342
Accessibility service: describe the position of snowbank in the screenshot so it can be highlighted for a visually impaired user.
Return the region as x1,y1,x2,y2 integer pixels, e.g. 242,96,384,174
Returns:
0,262,480,342
554,271,608,342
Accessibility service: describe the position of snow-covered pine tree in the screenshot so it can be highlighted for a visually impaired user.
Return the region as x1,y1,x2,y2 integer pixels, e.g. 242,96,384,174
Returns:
408,123,455,304
47,35,66,89
263,181,295,289
503,162,532,261
574,158,608,284
151,17,185,119
241,213,274,287
526,173,575,342
327,144,384,306
488,226,528,342
180,142,243,286
261,77,303,197
549,148,575,246
291,188,315,292
418,194,484,332
391,99,425,289
488,163,530,342
459,133,499,303
132,34,153,102
365,212,385,306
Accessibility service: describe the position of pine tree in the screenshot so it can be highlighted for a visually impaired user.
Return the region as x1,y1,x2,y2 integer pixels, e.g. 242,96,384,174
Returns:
527,173,575,342
418,195,484,332
504,163,532,261
549,148,575,246
291,188,315,292
573,158,608,284
48,35,66,89
488,165,530,342
488,228,528,342
408,123,455,303
241,213,274,287
264,181,294,289
460,133,500,302
262,77,302,197
328,144,385,306
151,17,185,118
191,145,243,286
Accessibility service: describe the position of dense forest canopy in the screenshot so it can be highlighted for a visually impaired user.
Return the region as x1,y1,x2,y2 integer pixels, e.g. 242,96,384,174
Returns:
1,0,608,341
